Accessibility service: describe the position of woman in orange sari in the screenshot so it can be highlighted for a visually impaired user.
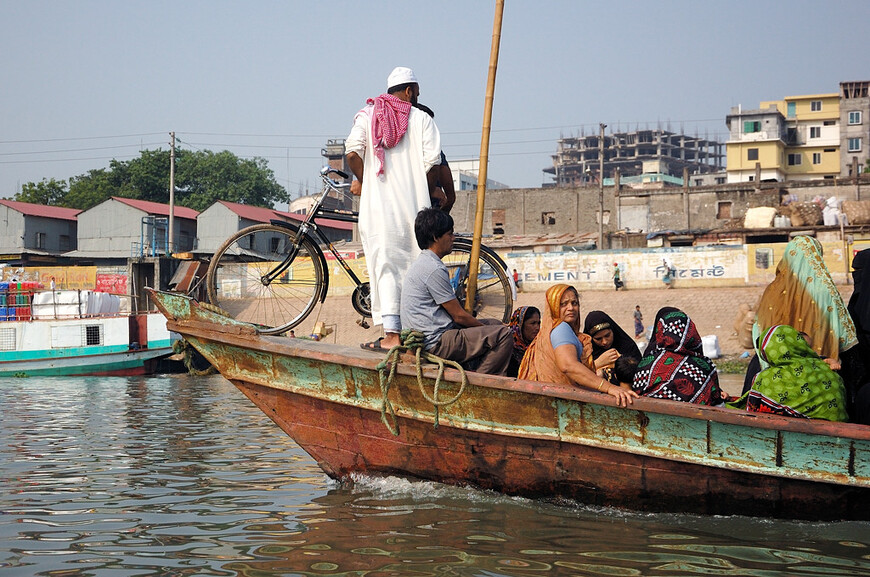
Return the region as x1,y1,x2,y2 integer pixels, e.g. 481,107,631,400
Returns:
518,284,637,407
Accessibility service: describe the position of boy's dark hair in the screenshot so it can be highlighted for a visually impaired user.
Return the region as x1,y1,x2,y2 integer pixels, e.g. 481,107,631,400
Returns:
415,207,454,250
613,356,639,385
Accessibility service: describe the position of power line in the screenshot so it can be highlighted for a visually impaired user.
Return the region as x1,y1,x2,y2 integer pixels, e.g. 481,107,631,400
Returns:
0,142,165,157
0,132,165,145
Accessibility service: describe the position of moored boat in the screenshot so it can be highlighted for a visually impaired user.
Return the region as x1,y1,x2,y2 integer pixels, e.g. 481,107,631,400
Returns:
148,288,870,520
0,288,175,377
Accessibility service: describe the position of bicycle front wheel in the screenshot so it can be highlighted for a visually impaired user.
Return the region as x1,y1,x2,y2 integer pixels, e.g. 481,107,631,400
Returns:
445,241,513,323
205,223,325,334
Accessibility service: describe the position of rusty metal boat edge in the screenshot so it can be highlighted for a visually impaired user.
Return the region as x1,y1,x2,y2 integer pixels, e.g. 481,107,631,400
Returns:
149,289,870,520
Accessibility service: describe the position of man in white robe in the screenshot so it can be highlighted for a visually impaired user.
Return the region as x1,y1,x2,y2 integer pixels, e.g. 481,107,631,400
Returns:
345,66,443,350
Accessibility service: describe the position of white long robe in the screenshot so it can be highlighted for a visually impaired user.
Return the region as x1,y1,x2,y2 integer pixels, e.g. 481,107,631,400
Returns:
345,104,441,326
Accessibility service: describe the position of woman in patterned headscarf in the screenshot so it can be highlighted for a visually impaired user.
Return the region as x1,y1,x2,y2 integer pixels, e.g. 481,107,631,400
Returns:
506,306,541,378
632,307,724,405
754,236,857,365
519,284,637,407
733,325,847,421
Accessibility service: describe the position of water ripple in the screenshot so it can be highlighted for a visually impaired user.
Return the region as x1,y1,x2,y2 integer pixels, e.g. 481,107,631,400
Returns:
1,374,869,576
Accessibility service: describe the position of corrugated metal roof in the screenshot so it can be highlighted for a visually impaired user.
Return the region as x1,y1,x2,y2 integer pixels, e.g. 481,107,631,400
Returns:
0,199,81,221
216,200,354,232
111,197,199,220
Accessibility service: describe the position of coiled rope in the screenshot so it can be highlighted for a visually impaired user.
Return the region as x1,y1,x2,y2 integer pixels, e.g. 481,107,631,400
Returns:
377,329,469,436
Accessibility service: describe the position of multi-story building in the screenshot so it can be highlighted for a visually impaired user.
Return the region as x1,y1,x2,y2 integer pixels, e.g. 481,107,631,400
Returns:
545,129,724,187
840,81,869,176
725,88,869,183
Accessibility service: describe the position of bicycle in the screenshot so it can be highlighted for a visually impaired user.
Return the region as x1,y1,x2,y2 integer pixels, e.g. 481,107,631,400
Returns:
205,167,513,335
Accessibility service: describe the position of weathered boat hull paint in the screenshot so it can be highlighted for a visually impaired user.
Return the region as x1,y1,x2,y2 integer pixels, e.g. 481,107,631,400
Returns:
149,290,870,520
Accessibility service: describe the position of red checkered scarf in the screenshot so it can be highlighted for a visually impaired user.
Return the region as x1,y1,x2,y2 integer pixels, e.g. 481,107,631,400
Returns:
367,93,411,177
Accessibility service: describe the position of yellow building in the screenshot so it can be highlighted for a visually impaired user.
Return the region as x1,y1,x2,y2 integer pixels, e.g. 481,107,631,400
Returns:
726,93,841,183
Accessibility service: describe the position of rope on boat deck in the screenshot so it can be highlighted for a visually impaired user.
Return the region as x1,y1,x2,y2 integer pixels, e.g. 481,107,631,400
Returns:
377,329,469,436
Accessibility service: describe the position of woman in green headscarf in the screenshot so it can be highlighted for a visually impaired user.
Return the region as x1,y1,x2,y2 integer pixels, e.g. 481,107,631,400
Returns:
733,324,847,421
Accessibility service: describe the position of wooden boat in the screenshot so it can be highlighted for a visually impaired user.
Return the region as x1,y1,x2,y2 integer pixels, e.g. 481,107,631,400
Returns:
0,288,175,377
149,288,870,520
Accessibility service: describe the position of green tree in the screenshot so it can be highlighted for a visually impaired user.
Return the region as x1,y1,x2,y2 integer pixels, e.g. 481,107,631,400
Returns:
18,148,289,211
14,178,68,206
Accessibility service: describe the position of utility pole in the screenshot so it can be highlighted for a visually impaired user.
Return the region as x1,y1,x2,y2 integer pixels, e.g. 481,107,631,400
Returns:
598,123,606,250
168,131,175,256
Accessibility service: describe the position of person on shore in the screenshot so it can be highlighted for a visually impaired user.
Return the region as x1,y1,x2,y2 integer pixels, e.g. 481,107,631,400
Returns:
612,263,624,291
730,325,848,421
345,66,443,351
632,307,725,406
583,310,641,386
633,305,644,339
506,306,541,378
518,284,637,407
512,269,522,293
661,257,676,288
401,208,513,375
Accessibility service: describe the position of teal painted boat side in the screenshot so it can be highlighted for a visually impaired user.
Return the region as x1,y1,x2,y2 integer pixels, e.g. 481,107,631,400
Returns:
0,347,173,377
147,289,870,518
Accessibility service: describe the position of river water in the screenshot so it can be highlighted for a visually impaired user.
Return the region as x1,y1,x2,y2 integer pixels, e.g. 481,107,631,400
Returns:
2,374,869,576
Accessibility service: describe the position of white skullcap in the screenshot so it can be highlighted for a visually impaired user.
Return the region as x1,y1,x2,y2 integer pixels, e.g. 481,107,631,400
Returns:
387,67,418,91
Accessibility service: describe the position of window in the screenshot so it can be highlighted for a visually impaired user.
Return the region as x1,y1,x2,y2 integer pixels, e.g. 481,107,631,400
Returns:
270,237,280,252
84,325,103,346
59,235,70,251
716,201,732,220
788,153,802,166
542,212,555,225
694,179,703,186
491,209,505,235
813,152,822,165
850,111,863,125
811,100,822,111
744,121,761,133
35,232,46,249
787,102,796,118
747,148,759,161
0,328,16,350
809,126,821,138
715,177,727,184
849,138,863,152
824,120,836,126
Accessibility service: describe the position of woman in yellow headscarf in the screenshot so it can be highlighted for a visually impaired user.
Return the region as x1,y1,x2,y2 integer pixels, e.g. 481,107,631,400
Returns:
518,284,637,407
754,236,857,365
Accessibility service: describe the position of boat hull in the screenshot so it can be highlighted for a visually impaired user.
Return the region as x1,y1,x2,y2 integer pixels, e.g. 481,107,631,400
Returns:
0,312,174,377
235,380,869,519
148,290,870,520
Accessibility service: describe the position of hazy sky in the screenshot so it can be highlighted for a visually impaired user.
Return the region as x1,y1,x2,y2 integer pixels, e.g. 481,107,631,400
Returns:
1,0,868,205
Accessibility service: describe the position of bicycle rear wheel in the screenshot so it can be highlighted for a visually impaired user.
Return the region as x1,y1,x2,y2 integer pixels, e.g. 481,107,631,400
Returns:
205,223,325,334
445,240,512,323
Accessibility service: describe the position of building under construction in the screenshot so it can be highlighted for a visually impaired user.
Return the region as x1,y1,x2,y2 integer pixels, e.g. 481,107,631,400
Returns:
544,128,725,187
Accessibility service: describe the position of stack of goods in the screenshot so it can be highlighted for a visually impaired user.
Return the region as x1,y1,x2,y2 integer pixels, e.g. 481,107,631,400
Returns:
0,281,43,321
842,200,870,225
780,202,823,226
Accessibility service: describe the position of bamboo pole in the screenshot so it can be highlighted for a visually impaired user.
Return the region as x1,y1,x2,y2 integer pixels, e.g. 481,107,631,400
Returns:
465,0,504,314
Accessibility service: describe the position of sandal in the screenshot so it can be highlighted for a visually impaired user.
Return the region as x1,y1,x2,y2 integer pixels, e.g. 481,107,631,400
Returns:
360,338,387,352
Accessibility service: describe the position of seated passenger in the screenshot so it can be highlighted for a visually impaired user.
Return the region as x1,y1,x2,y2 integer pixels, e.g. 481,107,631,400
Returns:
518,284,637,407
632,307,725,405
731,325,847,421
613,355,639,390
400,208,513,375
506,306,541,378
583,310,641,386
